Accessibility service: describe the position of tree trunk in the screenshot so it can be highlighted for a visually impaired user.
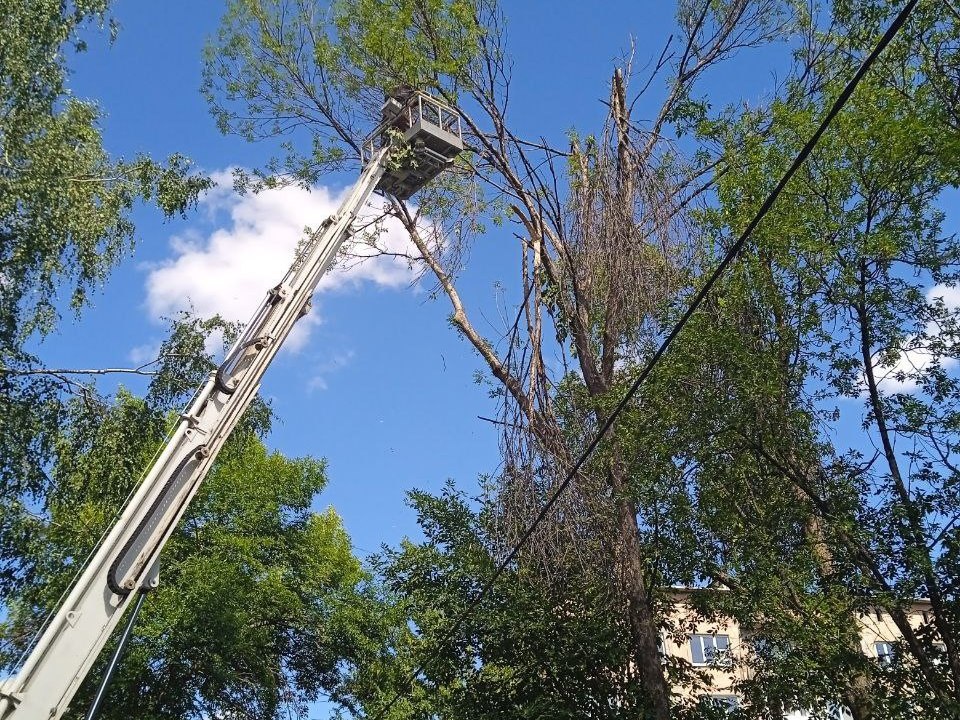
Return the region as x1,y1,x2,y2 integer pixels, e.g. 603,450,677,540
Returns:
802,501,874,720
609,460,672,719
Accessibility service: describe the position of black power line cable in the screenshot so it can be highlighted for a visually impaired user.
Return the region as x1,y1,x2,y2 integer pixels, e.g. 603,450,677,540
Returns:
369,1,921,716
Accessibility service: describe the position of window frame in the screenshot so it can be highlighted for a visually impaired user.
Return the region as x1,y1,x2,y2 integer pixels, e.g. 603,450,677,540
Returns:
874,640,895,665
700,694,739,714
690,633,732,667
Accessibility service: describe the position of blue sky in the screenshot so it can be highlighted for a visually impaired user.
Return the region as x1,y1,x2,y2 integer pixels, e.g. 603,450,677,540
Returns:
49,1,789,557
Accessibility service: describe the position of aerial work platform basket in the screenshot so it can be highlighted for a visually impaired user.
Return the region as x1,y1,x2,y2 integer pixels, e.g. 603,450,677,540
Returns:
363,90,463,200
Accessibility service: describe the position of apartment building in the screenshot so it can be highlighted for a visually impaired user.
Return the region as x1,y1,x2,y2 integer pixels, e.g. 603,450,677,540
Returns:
660,588,937,718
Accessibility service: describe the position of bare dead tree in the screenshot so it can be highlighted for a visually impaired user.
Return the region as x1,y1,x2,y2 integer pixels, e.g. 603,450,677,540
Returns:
365,4,790,716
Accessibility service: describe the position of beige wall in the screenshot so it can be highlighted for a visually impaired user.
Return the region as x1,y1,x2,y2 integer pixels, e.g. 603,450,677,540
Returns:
661,589,749,700
658,588,934,713
856,602,935,659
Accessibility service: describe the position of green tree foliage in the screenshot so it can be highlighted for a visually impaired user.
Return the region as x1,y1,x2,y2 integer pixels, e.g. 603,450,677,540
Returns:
338,485,647,720
0,0,211,598
643,6,960,717
0,313,380,719
0,386,374,720
0,0,210,351
202,0,479,188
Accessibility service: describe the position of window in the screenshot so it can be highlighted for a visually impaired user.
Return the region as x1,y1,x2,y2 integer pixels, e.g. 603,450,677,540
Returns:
690,634,731,666
874,641,894,665
826,702,854,720
784,703,852,720
750,636,771,659
699,695,738,714
748,634,793,662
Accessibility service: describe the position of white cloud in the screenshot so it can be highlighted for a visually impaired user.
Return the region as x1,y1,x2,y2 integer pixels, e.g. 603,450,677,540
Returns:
143,171,420,353
927,284,960,313
873,344,946,394
307,350,356,392
128,341,161,367
871,284,960,394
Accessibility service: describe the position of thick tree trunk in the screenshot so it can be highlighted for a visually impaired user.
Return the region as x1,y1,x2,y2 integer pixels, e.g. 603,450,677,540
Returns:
609,461,672,720
802,505,873,720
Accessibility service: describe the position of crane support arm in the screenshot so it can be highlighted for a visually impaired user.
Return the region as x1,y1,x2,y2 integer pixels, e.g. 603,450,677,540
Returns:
0,150,389,720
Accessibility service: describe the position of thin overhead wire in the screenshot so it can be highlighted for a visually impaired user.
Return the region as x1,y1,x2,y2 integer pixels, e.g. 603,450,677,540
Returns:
369,1,920,716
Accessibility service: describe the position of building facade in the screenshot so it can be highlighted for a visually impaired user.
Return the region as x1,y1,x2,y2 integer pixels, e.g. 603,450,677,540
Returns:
661,588,937,718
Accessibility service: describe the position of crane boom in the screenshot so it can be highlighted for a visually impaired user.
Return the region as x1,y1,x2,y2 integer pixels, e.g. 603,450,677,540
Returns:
0,152,391,720
0,89,462,720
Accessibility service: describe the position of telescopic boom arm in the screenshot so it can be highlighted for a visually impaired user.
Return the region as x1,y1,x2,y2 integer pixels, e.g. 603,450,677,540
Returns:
0,90,461,720
0,150,390,720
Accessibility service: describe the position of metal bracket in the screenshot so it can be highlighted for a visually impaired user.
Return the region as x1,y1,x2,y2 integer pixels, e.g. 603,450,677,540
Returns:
297,299,313,320
267,283,290,303
0,687,23,717
253,335,276,351
0,691,22,707
180,411,201,429
142,561,160,592
183,426,210,441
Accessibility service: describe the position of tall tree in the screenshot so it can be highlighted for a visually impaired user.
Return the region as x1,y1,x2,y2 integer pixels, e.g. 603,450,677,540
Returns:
0,0,210,599
201,0,794,717
654,4,960,717
0,5,387,717
0,0,209,351
338,484,651,720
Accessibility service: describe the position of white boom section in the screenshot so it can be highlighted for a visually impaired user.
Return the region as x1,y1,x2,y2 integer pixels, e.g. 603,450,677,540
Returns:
0,150,388,720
